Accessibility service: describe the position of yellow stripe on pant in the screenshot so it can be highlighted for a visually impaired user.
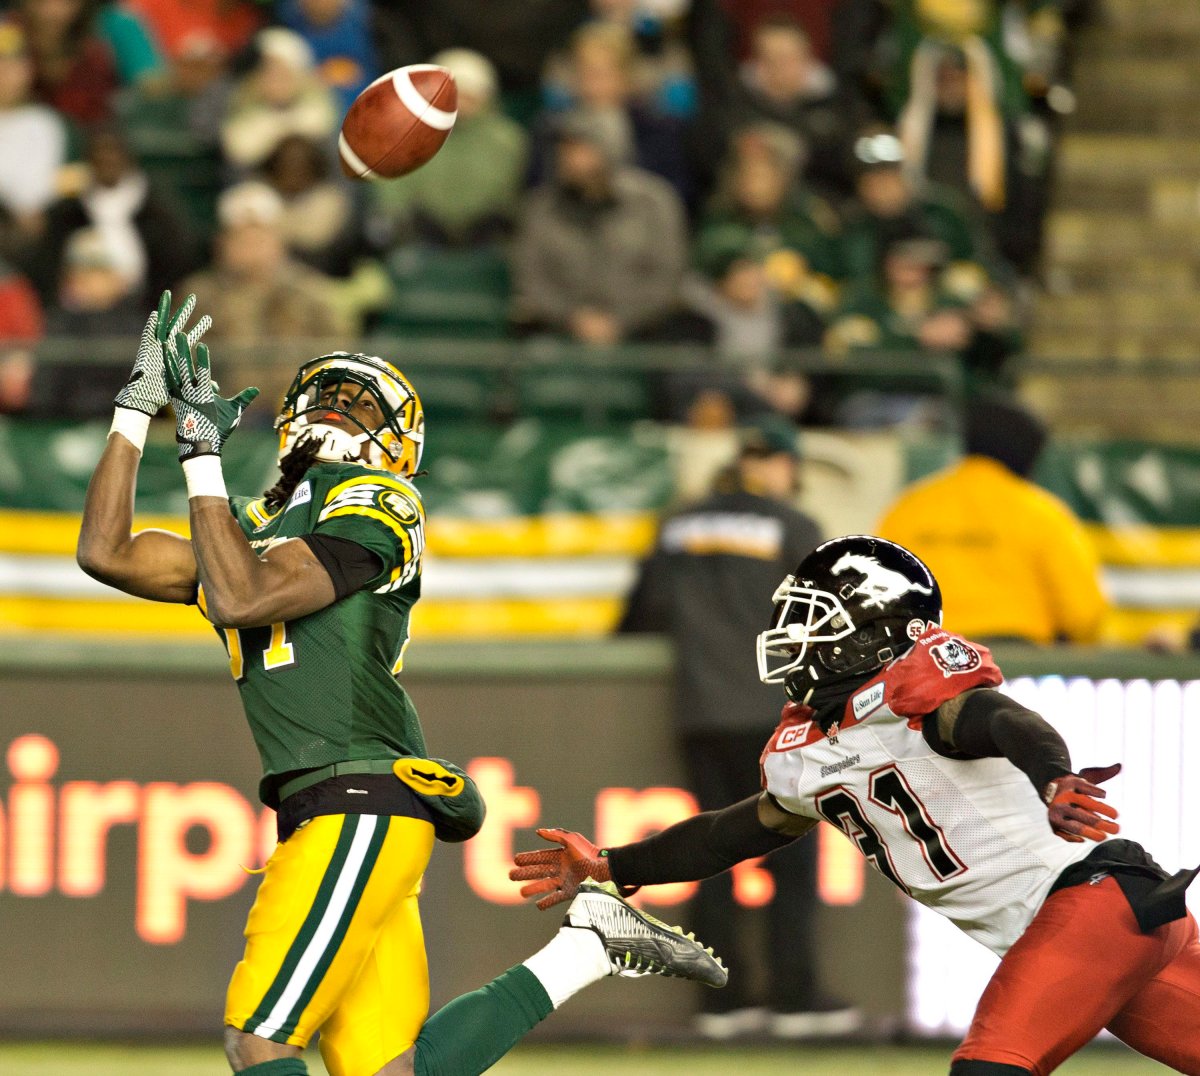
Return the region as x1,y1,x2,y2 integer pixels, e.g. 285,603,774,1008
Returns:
225,813,436,1076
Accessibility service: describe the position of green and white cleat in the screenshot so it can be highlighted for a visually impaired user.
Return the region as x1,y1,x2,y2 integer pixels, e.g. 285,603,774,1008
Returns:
563,881,728,988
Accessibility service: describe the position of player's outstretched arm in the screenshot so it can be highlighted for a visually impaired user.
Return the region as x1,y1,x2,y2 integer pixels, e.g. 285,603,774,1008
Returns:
165,329,339,628
77,292,205,603
941,688,1121,842
510,794,812,910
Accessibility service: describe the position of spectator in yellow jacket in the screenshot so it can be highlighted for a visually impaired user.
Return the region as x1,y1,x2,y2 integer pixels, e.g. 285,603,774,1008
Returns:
877,393,1107,644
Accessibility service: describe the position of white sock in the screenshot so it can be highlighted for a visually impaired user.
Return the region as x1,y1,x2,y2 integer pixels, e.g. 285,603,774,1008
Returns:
522,924,612,1009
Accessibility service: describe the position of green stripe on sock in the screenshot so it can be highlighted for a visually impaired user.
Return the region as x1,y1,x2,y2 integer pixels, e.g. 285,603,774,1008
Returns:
414,964,554,1076
276,815,391,1037
244,816,361,1035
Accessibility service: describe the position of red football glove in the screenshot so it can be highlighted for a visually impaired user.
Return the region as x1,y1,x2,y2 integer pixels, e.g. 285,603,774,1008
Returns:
509,828,612,910
1044,763,1122,843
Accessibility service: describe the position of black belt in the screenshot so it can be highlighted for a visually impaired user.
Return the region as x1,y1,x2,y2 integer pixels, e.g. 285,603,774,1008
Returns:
1049,839,1199,933
277,759,399,803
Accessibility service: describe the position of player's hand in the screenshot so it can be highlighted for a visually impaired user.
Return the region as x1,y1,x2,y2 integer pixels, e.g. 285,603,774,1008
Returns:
165,330,258,461
509,828,612,910
114,291,170,416
1044,763,1122,843
114,291,210,416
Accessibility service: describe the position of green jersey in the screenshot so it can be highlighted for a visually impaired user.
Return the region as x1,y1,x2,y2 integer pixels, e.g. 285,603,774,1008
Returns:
200,461,428,807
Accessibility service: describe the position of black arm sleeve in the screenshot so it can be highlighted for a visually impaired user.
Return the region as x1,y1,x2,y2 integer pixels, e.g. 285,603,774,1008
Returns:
948,688,1073,796
300,533,384,600
603,795,796,888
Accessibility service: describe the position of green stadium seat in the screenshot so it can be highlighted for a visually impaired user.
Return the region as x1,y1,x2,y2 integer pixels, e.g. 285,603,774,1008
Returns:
404,365,509,421
117,93,222,238
514,366,652,424
380,246,512,339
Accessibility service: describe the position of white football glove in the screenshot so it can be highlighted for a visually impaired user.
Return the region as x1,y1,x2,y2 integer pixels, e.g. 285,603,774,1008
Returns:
114,290,211,417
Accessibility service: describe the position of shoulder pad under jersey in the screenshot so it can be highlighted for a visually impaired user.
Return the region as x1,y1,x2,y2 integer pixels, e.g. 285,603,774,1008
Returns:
885,627,1003,725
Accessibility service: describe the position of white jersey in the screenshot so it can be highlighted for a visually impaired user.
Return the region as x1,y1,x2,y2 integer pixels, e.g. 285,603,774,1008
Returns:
760,629,1095,956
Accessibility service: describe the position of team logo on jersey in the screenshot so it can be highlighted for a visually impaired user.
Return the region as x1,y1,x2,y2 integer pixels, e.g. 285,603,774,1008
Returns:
830,553,934,610
774,722,812,751
930,638,982,677
381,489,419,524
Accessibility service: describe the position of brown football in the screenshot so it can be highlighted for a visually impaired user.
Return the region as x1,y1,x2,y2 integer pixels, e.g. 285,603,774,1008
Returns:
338,64,458,181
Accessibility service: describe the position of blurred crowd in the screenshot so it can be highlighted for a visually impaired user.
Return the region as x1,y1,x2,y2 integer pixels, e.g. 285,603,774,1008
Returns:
0,0,1095,426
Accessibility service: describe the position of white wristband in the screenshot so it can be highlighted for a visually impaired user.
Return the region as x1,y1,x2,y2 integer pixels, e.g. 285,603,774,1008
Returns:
109,407,151,455
182,455,228,500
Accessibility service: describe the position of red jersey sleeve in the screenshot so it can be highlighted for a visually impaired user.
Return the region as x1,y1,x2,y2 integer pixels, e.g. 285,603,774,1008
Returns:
885,628,1003,726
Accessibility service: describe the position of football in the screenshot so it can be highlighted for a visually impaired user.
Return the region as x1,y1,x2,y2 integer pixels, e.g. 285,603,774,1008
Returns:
338,64,457,181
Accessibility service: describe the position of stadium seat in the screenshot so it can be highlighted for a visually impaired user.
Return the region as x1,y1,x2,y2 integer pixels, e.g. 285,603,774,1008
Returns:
514,366,653,424
401,364,511,421
380,246,512,339
118,95,223,237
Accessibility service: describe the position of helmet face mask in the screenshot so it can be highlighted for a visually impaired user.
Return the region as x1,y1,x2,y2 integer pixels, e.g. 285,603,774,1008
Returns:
757,535,942,703
276,353,424,477
756,578,859,686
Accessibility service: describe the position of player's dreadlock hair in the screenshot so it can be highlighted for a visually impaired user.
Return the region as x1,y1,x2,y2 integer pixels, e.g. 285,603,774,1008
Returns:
262,434,324,512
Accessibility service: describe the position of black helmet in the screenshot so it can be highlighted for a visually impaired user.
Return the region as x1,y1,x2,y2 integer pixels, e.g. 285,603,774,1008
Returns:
756,535,942,703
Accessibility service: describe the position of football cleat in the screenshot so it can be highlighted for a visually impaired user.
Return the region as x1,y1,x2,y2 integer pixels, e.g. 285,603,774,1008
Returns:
563,881,728,988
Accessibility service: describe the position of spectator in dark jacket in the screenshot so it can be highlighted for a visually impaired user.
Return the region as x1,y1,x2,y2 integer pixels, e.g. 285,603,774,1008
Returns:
23,125,200,309
839,127,1009,299
619,421,857,1040
31,224,146,418
512,109,687,345
529,21,694,206
367,0,589,118
696,13,857,202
